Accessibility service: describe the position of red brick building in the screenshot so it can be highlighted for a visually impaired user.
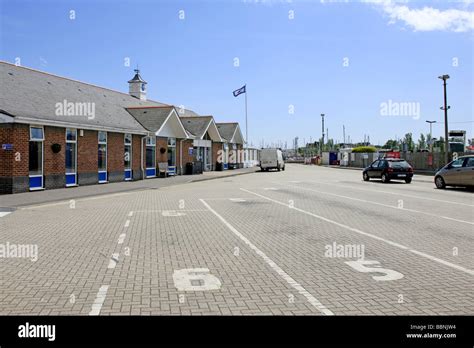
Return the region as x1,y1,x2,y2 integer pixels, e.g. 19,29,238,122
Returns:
0,62,244,194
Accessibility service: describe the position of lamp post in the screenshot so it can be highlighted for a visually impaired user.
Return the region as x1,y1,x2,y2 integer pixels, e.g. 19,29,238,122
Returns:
426,120,436,152
438,75,450,164
320,113,325,156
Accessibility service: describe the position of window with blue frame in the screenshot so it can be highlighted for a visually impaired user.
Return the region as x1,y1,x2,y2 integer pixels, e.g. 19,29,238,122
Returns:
65,129,77,175
145,136,156,176
98,131,107,182
124,133,132,180
29,127,43,176
29,126,44,189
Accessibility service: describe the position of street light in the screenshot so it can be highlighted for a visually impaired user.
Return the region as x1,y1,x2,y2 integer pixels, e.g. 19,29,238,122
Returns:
426,120,437,151
320,113,325,156
438,74,450,164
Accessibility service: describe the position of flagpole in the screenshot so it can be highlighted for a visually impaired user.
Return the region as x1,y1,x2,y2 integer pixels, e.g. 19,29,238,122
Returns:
245,84,248,150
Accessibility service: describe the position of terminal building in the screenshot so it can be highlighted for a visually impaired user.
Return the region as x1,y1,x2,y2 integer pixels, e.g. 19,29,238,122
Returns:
0,62,246,194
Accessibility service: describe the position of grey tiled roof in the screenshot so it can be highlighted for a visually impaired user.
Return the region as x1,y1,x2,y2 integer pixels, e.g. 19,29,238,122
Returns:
216,123,238,142
0,61,199,133
179,116,213,139
125,106,173,132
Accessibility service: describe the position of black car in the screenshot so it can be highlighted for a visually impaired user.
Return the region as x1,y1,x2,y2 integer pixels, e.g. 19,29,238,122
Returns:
363,158,413,183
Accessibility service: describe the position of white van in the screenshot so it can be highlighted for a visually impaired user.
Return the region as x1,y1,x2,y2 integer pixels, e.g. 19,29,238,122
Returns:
260,149,285,171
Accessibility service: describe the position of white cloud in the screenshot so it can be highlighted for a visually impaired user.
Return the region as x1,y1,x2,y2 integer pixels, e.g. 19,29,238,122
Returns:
368,0,474,32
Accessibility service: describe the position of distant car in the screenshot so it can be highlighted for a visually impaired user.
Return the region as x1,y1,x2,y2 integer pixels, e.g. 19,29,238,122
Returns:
260,148,285,171
363,158,413,183
434,155,474,189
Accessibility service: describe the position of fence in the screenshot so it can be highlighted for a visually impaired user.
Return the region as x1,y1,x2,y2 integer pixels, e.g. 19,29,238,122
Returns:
338,152,469,171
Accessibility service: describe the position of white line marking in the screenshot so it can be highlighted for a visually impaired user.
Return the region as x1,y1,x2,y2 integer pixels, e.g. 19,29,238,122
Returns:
264,187,278,191
118,233,126,244
274,182,474,226
21,192,135,209
128,211,133,217
132,209,207,213
108,253,119,269
0,212,12,218
124,220,130,228
307,180,474,207
241,188,474,276
229,198,247,202
199,198,333,315
89,285,109,316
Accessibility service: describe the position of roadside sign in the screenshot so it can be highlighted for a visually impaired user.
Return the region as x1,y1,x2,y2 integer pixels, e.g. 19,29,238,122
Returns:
188,147,193,155
2,144,13,150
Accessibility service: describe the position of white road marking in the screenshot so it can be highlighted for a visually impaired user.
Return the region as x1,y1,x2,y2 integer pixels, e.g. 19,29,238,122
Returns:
200,198,334,315
89,285,109,316
229,198,247,202
128,211,133,217
124,220,130,228
274,182,474,226
241,188,474,276
0,212,12,218
162,210,186,217
264,187,278,191
117,233,126,244
108,253,119,269
345,260,404,281
133,209,207,213
21,191,136,209
306,180,474,207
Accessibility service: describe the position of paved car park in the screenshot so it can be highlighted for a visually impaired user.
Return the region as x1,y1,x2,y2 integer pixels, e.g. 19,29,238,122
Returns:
1,164,473,315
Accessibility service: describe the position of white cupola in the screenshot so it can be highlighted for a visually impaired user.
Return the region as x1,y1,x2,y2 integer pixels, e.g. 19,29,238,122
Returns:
128,68,147,101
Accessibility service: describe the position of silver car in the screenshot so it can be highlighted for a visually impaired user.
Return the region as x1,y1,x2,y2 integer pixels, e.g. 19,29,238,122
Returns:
434,155,474,189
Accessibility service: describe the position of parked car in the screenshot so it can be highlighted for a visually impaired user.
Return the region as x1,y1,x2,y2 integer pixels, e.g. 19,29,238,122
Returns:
434,155,474,189
363,158,413,183
260,149,285,171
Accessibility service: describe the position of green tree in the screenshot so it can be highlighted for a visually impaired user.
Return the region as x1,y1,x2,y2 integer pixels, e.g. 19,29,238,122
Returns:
417,133,426,150
404,133,414,152
383,139,398,149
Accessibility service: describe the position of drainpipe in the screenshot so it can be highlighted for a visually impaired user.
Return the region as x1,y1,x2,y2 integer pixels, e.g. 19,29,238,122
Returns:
179,139,184,175
141,135,146,180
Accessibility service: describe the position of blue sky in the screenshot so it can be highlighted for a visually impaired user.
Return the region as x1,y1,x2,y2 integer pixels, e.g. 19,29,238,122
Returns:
1,0,473,147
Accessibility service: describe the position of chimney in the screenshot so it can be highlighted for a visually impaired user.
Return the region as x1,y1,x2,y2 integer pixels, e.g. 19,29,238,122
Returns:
128,68,147,100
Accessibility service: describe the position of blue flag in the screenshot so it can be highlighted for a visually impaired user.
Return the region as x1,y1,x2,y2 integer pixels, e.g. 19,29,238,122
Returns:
233,85,246,97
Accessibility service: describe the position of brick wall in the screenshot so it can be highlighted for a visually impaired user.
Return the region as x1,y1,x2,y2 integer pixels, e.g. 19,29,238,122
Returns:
13,124,29,178
77,129,98,173
181,139,194,166
0,124,14,178
156,137,167,164
44,126,65,175
107,132,124,182
212,142,223,170
44,126,66,189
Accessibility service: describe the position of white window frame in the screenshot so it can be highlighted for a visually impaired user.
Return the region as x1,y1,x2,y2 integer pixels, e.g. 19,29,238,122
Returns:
167,137,176,168
65,128,78,186
98,131,107,182
124,133,132,180
145,136,156,177
29,125,44,190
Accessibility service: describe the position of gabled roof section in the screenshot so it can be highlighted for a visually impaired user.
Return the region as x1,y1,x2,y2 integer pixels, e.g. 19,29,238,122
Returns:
0,61,199,132
216,122,244,144
126,106,188,138
180,116,222,142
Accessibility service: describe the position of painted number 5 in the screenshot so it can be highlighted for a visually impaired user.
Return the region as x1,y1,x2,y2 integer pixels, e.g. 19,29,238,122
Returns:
345,260,404,281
